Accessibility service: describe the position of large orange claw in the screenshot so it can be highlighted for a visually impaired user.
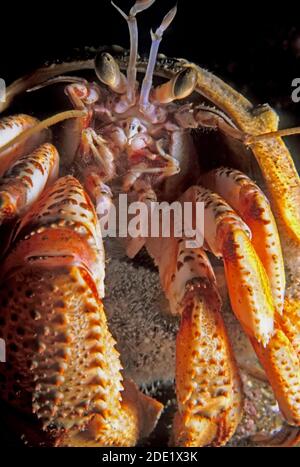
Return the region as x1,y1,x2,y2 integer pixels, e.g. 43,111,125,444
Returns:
0,176,162,446
147,238,243,446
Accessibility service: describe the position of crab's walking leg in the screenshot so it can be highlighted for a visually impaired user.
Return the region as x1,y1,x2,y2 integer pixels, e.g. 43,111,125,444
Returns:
182,185,275,346
174,105,245,142
181,186,300,429
83,171,113,221
79,129,115,181
190,65,300,247
252,424,300,447
277,298,300,361
0,176,162,446
125,180,158,259
0,114,49,176
201,167,286,315
0,143,59,225
147,238,243,446
251,326,300,427
249,298,300,432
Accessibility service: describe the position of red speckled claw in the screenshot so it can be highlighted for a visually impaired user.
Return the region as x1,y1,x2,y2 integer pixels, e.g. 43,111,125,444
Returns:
0,175,162,446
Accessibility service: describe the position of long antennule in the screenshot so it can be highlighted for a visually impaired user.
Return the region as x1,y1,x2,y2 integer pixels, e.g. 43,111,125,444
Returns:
0,110,87,155
111,0,156,105
139,5,177,113
245,126,300,144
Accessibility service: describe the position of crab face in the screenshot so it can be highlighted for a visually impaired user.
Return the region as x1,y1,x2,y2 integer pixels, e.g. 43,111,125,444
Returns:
0,0,299,448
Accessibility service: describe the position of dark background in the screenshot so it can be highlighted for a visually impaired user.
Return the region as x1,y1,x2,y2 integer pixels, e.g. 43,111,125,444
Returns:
0,0,300,173
1,1,300,118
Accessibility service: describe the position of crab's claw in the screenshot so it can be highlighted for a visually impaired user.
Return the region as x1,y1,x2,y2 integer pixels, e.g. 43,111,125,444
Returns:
0,176,162,446
147,238,243,446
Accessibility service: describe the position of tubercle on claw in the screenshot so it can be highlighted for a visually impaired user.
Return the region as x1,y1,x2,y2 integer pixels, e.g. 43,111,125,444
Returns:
147,237,243,447
251,327,300,426
0,176,163,446
201,167,286,315
219,225,275,346
181,185,275,346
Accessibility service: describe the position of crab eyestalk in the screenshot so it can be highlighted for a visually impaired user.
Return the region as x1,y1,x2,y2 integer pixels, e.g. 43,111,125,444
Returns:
152,67,198,104
139,5,178,114
95,52,127,94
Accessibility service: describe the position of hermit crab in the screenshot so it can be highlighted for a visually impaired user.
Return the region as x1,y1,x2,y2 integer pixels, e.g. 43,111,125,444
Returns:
0,0,299,447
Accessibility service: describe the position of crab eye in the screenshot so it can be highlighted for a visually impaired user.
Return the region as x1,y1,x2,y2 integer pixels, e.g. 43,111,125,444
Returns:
95,52,126,94
152,67,198,104
173,68,198,100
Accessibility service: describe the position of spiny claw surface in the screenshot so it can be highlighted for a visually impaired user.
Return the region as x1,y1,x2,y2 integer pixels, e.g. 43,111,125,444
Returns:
182,185,275,346
147,238,243,446
201,167,286,315
0,175,162,446
251,326,300,426
173,285,243,446
277,298,300,361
